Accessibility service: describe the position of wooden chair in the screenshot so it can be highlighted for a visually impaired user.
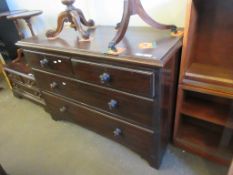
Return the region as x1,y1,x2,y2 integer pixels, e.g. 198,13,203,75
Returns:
0,54,12,89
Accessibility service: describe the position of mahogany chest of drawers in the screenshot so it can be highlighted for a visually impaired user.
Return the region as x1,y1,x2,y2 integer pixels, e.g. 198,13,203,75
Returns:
17,26,182,169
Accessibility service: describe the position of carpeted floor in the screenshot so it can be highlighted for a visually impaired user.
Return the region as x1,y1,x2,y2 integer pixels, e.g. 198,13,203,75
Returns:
0,77,228,175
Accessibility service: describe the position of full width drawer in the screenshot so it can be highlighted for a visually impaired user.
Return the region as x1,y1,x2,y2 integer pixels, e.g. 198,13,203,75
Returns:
34,69,154,128
43,92,154,157
24,50,73,75
71,59,155,97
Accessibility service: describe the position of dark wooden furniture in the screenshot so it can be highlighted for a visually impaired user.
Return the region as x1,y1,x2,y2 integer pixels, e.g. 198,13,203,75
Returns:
0,10,28,40
173,0,233,165
46,0,95,40
17,26,182,169
109,0,177,51
0,164,7,175
7,10,42,37
3,10,45,106
0,0,22,61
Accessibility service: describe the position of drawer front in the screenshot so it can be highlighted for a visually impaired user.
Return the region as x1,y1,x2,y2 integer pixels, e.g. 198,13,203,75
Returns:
34,70,154,128
43,92,154,157
24,50,73,75
22,78,37,88
13,82,42,98
8,72,38,89
72,59,155,97
8,73,23,83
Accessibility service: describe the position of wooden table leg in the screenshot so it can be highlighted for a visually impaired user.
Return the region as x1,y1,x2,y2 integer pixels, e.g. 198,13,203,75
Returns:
25,18,36,36
109,0,177,51
46,11,70,39
75,8,95,27
13,19,24,39
46,0,95,40
109,0,131,51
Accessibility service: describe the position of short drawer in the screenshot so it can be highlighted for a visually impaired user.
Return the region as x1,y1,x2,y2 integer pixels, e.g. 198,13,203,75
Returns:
13,81,42,98
43,92,154,157
71,59,155,97
8,73,23,83
34,70,154,128
21,77,37,88
6,71,37,88
24,50,73,75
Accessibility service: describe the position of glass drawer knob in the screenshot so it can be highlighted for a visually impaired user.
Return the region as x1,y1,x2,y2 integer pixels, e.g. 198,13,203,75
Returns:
99,73,111,84
113,128,122,137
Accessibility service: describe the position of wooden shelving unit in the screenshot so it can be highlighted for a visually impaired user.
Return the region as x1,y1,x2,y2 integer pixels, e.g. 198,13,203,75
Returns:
185,63,233,88
174,0,233,165
181,91,233,129
176,116,233,165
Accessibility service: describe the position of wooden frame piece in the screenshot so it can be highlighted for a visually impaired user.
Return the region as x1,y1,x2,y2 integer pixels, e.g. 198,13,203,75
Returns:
108,0,177,51
0,54,12,89
46,0,95,40
7,10,43,38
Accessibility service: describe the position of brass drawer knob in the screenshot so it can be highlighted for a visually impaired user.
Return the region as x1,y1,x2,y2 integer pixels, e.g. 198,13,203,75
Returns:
99,73,111,84
113,128,122,137
59,106,67,113
50,82,58,89
108,99,118,110
40,58,49,67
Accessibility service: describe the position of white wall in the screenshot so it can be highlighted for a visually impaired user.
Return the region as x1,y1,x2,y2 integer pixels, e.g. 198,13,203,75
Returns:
6,0,187,37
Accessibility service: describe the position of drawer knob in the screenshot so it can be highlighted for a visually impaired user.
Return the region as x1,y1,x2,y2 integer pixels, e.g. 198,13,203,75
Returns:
50,82,58,89
34,92,42,97
113,128,122,137
108,99,118,110
40,58,49,67
59,106,67,113
99,73,111,84
27,80,35,86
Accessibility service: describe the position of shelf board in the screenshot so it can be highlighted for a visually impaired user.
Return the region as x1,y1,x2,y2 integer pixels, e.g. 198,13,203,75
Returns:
175,121,233,165
181,82,233,100
181,98,233,129
185,63,233,88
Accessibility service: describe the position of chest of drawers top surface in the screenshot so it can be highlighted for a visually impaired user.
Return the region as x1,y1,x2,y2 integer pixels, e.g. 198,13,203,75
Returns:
16,26,182,67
